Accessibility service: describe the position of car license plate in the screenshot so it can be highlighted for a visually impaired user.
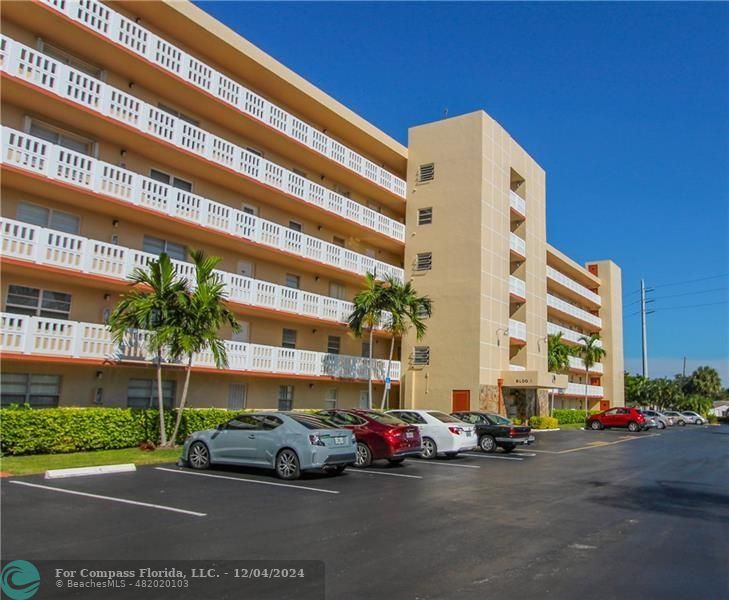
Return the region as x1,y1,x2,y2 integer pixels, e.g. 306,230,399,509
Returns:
334,436,345,445
406,431,414,439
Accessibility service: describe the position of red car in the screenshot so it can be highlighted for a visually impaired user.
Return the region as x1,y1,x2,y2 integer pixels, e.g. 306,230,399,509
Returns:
587,407,646,432
317,409,421,467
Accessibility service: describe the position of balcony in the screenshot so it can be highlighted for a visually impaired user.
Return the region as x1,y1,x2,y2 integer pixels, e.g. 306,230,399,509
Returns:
509,275,526,300
29,1,407,200
547,294,602,329
547,323,603,348
0,128,404,283
547,266,601,306
509,233,526,258
508,319,527,342
1,218,398,331
509,191,526,217
0,313,400,382
0,35,405,244
556,382,604,398
567,355,604,374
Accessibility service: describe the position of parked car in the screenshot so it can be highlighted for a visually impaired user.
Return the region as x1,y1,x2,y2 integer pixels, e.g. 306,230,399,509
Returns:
663,410,686,426
586,407,646,432
181,412,356,480
680,411,706,425
451,410,534,453
316,409,421,467
640,412,659,429
641,410,670,429
387,409,477,459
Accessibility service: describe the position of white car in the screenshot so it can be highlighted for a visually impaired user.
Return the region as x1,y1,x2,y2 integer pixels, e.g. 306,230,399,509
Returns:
387,410,477,459
680,411,706,425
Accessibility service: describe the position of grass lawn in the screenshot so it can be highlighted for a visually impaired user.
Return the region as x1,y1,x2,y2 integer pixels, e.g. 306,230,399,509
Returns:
0,447,181,476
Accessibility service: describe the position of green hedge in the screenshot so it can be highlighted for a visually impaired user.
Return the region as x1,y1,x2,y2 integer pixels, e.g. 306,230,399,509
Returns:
529,416,558,429
553,409,600,424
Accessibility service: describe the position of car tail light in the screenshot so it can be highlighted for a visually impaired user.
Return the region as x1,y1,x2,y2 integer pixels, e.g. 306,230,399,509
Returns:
448,426,463,435
508,428,518,437
308,434,326,446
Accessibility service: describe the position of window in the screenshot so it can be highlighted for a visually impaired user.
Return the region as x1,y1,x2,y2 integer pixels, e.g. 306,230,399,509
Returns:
237,260,254,278
149,169,192,192
29,120,93,155
412,346,430,366
428,411,463,423
285,274,300,289
332,236,346,248
293,168,307,179
282,329,297,349
329,282,346,300
418,207,433,226
228,384,247,410
361,342,371,358
327,336,341,355
231,321,250,343
256,415,284,430
6,285,71,319
143,235,187,261
414,252,433,272
127,378,176,410
39,40,102,78
417,163,435,183
288,221,302,232
242,204,258,216
278,385,294,411
325,389,338,410
158,103,199,127
246,147,264,157
16,202,80,235
392,411,427,425
226,415,259,430
328,410,366,426
1,373,61,407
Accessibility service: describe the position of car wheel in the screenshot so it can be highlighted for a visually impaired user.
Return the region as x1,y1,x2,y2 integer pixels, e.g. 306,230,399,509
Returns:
355,442,372,468
677,420,685,426
387,458,405,465
188,441,210,470
501,444,516,453
275,448,301,480
479,435,497,453
658,421,666,430
627,421,640,432
421,437,437,459
696,419,704,425
590,420,602,430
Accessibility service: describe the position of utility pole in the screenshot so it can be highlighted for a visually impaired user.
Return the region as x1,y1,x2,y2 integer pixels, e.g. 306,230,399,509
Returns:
640,279,655,378
682,356,687,378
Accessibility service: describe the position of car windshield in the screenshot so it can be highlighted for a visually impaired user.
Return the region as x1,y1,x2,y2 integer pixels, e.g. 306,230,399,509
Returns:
427,411,463,423
680,412,694,416
288,414,336,430
361,411,406,426
486,413,512,425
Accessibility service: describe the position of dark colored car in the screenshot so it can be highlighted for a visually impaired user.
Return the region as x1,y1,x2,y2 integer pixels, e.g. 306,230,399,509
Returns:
451,411,534,453
587,407,646,432
316,409,421,467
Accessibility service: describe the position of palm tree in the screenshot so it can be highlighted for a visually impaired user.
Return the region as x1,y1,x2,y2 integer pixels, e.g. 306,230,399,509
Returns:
167,250,239,445
379,277,432,410
547,333,571,416
575,333,606,420
348,273,389,409
108,253,188,446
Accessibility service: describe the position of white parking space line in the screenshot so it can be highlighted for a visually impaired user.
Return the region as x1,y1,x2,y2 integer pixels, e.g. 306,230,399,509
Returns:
413,461,480,469
9,480,206,517
513,452,537,457
348,469,423,479
155,467,340,494
461,453,524,461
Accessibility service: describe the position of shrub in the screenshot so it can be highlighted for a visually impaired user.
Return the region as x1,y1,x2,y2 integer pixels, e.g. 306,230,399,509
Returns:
707,414,718,424
553,409,600,424
529,416,558,429
512,418,523,425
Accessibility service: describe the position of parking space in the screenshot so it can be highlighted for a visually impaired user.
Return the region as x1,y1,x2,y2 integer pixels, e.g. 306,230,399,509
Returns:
2,425,726,599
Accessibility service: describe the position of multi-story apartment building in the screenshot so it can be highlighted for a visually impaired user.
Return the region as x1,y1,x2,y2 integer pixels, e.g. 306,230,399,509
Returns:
0,0,623,414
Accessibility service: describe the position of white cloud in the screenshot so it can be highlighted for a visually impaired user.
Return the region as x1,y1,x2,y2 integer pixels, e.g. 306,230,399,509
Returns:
625,356,729,387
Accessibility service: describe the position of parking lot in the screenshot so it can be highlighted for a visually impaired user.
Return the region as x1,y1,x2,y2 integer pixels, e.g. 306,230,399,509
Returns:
3,425,728,599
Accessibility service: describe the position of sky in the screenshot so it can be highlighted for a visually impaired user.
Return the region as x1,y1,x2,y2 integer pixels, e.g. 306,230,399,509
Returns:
196,1,729,384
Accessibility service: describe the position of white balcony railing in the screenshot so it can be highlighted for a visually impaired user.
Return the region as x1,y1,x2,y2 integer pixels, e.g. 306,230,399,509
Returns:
23,4,407,199
568,355,604,374
0,128,404,283
0,218,399,330
547,266,601,306
547,322,603,348
509,364,526,371
557,382,603,397
547,294,602,328
509,275,526,299
0,313,400,381
509,232,526,257
509,191,526,216
508,319,527,342
0,35,405,243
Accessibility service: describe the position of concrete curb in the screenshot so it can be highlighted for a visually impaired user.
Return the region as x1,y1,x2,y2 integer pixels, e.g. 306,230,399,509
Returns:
45,463,137,479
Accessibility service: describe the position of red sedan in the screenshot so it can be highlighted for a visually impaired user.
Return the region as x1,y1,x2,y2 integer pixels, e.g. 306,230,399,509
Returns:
317,409,422,467
587,407,647,432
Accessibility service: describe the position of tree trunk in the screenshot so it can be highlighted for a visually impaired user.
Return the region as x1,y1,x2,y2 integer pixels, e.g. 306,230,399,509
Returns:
584,367,589,422
169,354,193,446
367,328,374,409
156,352,168,447
380,336,395,410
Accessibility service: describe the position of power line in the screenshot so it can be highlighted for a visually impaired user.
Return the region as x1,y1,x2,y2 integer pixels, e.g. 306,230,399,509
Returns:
651,286,729,302
623,272,729,298
625,299,729,317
